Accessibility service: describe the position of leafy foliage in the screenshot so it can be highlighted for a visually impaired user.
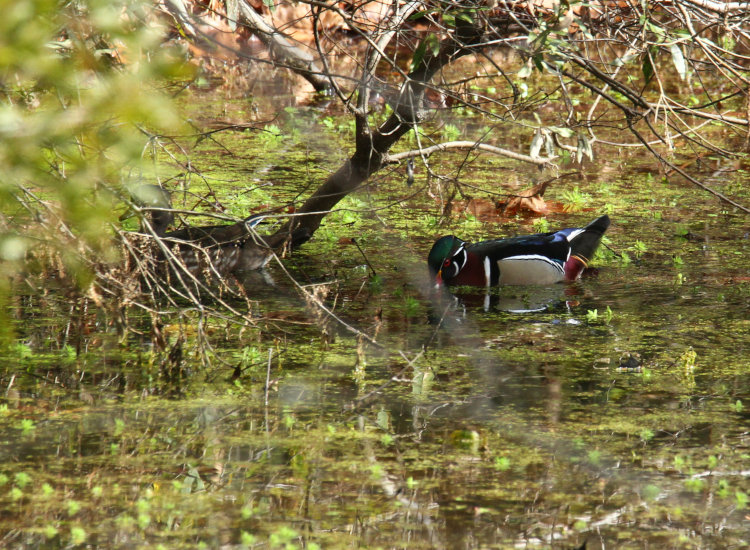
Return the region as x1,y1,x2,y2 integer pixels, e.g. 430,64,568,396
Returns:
0,0,183,301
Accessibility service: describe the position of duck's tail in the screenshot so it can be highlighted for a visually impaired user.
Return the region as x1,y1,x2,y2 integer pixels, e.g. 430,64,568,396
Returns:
568,214,610,264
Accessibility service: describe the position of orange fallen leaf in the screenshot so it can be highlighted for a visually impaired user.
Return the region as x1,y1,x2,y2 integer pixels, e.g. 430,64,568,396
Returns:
498,180,551,216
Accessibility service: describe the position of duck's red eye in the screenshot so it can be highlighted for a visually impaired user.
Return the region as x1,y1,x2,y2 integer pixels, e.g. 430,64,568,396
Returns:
443,259,451,267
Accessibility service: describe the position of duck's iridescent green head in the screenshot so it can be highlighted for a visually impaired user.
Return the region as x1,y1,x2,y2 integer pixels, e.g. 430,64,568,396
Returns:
427,235,464,283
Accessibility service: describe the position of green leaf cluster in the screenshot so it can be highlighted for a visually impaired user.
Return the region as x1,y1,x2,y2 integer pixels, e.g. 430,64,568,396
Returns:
0,0,186,342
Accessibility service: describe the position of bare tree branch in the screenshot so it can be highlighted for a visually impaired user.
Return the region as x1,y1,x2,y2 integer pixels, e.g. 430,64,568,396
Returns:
386,140,556,166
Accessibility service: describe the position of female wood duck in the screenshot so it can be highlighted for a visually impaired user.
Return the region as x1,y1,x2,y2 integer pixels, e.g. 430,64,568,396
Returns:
126,184,271,273
126,184,174,237
428,215,610,287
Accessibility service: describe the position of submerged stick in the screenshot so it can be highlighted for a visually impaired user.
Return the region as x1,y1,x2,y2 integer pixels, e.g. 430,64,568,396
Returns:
265,347,273,407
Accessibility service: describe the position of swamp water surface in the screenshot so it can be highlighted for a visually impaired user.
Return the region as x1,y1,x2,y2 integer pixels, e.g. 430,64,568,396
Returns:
1,70,749,549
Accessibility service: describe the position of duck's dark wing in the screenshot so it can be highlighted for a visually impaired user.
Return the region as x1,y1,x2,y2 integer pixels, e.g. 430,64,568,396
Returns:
164,223,246,247
163,215,264,247
468,231,570,263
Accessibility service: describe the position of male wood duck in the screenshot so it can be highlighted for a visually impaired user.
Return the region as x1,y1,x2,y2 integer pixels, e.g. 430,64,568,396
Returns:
428,215,610,287
126,184,271,273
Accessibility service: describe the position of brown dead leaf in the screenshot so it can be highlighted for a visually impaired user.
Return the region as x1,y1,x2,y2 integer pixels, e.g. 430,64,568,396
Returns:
464,198,500,221
498,180,551,216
